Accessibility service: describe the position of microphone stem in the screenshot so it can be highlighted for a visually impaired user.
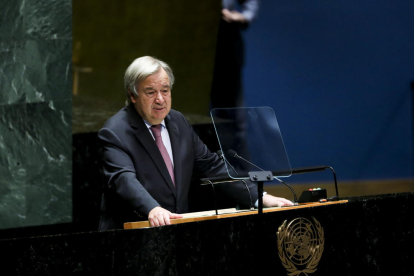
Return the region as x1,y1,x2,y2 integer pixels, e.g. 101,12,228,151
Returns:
219,153,254,209
235,155,265,171
275,177,298,204
241,180,254,210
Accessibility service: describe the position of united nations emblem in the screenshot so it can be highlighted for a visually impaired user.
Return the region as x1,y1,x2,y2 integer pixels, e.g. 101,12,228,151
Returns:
277,217,324,276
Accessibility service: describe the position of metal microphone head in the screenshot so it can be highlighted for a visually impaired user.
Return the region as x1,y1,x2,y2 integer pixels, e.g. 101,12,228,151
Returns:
227,149,238,158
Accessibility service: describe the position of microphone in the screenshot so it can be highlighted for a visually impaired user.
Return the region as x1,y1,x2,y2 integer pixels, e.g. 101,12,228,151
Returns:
227,150,265,171
226,149,298,205
217,150,254,209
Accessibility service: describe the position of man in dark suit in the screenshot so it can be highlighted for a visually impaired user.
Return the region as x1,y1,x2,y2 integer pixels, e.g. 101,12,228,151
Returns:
98,56,292,230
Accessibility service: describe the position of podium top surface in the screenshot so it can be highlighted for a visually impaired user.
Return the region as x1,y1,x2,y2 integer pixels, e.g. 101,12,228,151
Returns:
124,200,348,230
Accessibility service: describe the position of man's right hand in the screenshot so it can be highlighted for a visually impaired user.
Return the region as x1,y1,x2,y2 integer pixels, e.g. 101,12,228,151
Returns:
222,9,248,24
148,206,183,227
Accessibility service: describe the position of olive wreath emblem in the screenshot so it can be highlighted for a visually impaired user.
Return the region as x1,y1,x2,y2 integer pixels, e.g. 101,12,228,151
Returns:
277,217,324,276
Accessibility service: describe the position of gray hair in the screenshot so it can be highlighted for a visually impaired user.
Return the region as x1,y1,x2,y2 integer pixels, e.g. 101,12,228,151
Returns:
124,56,175,105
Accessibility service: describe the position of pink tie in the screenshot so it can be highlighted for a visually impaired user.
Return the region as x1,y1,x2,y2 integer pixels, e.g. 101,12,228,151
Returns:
150,125,175,186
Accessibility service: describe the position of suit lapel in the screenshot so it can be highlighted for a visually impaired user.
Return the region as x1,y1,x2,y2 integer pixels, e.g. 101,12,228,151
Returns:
127,105,177,197
165,114,182,198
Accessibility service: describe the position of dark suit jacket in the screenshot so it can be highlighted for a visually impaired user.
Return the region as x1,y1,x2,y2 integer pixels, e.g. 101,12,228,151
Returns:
98,104,258,230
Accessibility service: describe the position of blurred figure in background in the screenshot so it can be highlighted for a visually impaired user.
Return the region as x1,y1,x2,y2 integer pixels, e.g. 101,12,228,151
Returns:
210,1,259,168
210,0,259,110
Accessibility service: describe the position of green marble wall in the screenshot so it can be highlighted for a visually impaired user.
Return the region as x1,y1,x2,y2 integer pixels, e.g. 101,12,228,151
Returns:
0,0,72,229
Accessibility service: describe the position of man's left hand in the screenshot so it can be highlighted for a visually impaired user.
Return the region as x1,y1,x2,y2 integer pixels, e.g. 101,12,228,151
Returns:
263,194,294,207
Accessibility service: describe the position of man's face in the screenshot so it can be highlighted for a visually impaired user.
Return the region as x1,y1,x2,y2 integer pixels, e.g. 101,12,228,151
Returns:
129,68,172,125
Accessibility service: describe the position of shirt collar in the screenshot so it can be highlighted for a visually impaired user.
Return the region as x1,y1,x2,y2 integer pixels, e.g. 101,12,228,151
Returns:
143,119,166,130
